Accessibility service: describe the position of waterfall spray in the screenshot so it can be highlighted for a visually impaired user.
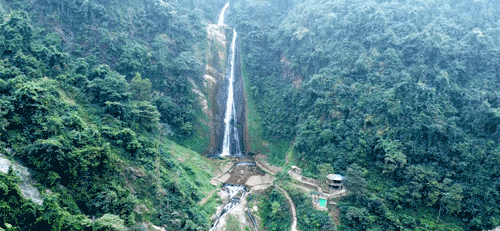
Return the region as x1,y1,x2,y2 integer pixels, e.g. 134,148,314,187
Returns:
218,2,230,25
221,29,242,157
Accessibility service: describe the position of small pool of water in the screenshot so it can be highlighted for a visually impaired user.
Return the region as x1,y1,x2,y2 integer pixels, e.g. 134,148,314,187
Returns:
319,198,327,208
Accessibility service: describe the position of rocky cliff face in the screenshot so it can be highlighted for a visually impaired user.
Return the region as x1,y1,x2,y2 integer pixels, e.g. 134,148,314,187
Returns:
204,24,250,155
0,153,42,205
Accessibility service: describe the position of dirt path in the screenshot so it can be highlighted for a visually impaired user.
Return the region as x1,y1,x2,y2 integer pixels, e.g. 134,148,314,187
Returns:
274,185,298,231
198,188,217,205
255,155,281,176
291,183,315,193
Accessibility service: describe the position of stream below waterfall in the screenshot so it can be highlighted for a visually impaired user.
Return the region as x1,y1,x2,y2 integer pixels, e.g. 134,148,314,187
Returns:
210,184,247,230
210,3,256,230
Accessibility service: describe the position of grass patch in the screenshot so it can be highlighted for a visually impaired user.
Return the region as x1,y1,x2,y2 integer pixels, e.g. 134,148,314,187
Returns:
166,139,214,192
226,215,245,231
198,185,221,216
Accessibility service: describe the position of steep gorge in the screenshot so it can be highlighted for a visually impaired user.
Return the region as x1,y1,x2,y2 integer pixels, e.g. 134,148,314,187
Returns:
205,3,249,156
3,0,500,230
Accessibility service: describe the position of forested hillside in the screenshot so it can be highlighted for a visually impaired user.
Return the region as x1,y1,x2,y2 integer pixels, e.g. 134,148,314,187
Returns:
2,0,500,230
4,0,229,141
229,0,500,230
0,0,226,230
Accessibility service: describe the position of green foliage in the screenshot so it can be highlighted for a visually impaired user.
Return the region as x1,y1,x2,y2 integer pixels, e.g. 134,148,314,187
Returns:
93,214,125,231
102,127,142,153
375,139,407,173
60,213,92,231
0,2,216,230
259,189,292,231
317,163,334,188
225,215,242,231
129,101,161,132
130,73,151,101
345,164,369,199
286,188,336,231
28,0,203,136
154,96,195,136
0,170,94,231
2,0,498,229
91,184,138,218
232,0,500,229
0,170,39,231
0,11,32,53
88,70,130,104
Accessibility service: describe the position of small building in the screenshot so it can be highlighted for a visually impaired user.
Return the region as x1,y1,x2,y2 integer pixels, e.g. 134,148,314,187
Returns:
326,174,343,193
291,166,302,175
312,194,328,211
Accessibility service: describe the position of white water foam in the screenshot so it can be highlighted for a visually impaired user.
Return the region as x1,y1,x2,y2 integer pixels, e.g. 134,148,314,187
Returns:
220,29,242,157
210,184,246,231
218,2,230,25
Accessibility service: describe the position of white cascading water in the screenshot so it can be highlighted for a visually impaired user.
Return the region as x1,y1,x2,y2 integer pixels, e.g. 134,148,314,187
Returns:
218,2,230,25
226,184,245,199
210,184,246,231
219,2,243,158
221,29,242,157
210,4,248,231
221,184,246,214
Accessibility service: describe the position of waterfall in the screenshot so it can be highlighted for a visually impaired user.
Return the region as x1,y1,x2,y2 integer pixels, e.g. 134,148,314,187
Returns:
226,184,246,199
210,184,246,231
210,4,254,230
218,2,230,25
215,1,244,157
221,29,242,157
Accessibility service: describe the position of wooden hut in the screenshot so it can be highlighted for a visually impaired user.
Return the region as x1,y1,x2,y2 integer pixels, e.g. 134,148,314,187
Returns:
326,174,343,193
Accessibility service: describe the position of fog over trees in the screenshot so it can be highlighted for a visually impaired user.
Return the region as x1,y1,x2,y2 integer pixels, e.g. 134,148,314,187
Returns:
0,0,499,230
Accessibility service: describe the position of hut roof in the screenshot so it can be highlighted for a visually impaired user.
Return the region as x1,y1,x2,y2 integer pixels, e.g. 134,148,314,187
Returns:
327,174,343,181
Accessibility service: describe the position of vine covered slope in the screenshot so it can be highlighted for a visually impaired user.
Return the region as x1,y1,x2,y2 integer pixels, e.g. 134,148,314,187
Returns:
229,0,500,230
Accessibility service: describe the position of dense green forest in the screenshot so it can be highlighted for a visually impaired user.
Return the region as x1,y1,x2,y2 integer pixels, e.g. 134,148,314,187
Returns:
229,0,500,230
257,189,292,231
2,0,500,230
0,0,226,230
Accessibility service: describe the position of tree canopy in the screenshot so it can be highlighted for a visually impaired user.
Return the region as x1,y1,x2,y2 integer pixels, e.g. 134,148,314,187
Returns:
0,0,223,230
230,0,500,229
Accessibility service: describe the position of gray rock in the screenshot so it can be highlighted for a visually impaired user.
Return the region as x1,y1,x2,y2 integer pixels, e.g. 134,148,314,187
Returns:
0,153,43,205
